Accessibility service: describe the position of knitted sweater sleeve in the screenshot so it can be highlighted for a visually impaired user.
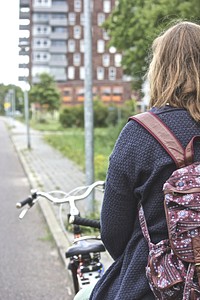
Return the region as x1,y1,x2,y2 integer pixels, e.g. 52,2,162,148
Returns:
100,121,139,260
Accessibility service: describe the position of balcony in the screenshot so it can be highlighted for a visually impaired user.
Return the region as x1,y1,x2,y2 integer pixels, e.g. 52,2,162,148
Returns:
19,37,29,46
19,48,30,56
20,0,30,8
50,32,68,40
49,45,67,53
49,18,68,27
18,76,29,82
32,15,50,24
32,4,68,13
52,73,67,82
49,60,67,67
19,11,30,19
19,63,29,69
19,24,30,31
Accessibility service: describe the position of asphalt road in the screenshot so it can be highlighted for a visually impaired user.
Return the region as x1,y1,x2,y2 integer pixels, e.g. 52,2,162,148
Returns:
0,119,73,300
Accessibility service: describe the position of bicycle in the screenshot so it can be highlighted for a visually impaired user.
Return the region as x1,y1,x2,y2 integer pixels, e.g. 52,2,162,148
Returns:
16,180,106,296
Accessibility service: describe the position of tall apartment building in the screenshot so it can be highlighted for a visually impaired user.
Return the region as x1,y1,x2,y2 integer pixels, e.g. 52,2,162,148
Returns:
19,0,132,105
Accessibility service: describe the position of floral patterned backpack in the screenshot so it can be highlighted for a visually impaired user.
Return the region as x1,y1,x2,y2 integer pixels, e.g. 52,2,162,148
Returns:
130,112,200,300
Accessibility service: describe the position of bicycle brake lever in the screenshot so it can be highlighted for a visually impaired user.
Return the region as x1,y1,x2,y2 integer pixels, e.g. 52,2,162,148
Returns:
18,201,35,219
19,207,30,219
69,199,79,216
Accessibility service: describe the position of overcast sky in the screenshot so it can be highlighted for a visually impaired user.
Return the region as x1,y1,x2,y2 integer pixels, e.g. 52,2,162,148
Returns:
0,0,20,86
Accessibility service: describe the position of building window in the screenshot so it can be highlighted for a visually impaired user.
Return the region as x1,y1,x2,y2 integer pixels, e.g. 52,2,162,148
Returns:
102,30,109,40
68,39,75,52
74,0,81,12
97,13,105,26
74,26,81,39
34,38,49,48
52,0,66,5
101,86,111,101
80,40,84,52
68,66,75,79
73,53,81,66
76,88,85,102
108,67,116,80
36,13,49,21
35,25,50,35
51,67,65,76
62,88,72,102
80,67,85,80
52,27,67,33
113,86,123,95
102,87,111,96
51,13,66,19
34,0,51,7
90,0,94,11
97,67,104,80
32,66,50,77
115,54,122,67
52,40,66,46
33,52,49,62
102,54,110,67
97,40,105,53
68,12,76,25
113,86,123,101
103,0,111,13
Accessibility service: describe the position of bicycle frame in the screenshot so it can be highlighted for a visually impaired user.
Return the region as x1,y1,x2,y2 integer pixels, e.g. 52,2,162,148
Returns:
16,181,106,295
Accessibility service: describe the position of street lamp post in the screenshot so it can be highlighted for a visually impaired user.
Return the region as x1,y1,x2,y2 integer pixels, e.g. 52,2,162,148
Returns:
84,0,94,212
19,44,31,149
10,89,16,127
24,86,31,149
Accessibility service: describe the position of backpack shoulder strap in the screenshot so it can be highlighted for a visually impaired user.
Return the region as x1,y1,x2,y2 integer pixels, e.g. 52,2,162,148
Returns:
129,111,187,168
185,136,200,165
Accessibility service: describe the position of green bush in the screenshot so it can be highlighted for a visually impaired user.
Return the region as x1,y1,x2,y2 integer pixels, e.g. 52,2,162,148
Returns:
106,104,119,126
59,105,84,128
59,101,109,128
94,100,109,127
121,99,137,119
59,98,137,128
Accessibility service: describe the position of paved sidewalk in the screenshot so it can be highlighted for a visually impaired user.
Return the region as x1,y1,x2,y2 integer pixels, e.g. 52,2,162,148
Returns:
3,117,113,292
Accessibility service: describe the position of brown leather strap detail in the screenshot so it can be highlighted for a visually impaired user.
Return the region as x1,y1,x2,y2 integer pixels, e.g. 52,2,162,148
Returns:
192,236,200,286
129,112,185,168
185,136,200,165
193,236,200,262
190,288,197,300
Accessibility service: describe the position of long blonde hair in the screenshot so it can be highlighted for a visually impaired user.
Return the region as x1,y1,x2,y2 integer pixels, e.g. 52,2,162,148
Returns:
148,21,200,122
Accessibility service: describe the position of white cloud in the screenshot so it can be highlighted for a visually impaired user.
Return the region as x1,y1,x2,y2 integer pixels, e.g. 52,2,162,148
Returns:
0,0,20,85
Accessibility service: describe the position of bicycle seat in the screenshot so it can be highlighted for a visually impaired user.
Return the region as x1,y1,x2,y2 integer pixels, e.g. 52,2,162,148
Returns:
65,238,106,258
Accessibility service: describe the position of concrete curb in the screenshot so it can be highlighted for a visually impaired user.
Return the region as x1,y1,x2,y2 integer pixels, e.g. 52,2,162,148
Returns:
15,145,72,266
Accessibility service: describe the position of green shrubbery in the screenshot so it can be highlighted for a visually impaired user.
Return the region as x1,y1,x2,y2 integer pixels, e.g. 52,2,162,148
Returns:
59,105,84,128
59,99,136,128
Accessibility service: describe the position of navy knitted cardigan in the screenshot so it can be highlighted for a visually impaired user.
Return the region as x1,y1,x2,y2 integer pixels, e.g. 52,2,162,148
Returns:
90,106,200,300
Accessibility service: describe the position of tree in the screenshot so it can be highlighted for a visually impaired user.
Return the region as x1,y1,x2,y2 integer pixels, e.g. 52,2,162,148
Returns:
0,84,23,115
104,0,200,91
29,73,61,115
